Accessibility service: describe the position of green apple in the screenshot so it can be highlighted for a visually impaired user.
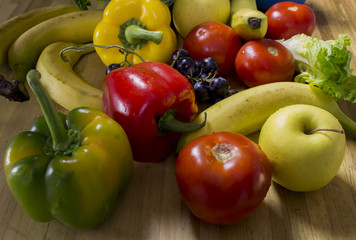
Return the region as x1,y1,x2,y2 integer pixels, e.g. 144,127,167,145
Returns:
258,104,346,192
172,0,230,38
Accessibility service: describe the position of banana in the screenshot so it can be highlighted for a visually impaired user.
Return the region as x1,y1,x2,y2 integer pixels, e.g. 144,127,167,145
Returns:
36,42,103,111
177,82,356,152
230,0,268,40
0,4,80,67
6,9,103,101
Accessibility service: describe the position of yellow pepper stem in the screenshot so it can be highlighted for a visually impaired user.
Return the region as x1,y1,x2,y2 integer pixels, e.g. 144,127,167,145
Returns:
125,25,163,45
119,18,163,50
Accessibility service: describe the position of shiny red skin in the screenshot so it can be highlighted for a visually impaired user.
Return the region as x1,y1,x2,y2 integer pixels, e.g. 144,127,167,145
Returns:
102,62,198,162
234,39,295,87
183,21,242,76
176,131,271,225
265,1,316,40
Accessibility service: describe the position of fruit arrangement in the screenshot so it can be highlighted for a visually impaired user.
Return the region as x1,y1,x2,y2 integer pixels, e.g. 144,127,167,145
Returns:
0,0,355,231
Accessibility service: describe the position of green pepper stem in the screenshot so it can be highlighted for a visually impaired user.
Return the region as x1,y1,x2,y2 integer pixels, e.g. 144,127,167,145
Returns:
158,109,207,136
26,70,70,153
125,25,163,45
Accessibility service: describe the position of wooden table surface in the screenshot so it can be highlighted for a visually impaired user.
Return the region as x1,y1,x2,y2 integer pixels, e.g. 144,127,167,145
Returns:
0,0,356,239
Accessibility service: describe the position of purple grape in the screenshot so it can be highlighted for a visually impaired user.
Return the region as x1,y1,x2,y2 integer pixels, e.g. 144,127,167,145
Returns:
106,63,123,74
194,81,210,102
209,77,228,97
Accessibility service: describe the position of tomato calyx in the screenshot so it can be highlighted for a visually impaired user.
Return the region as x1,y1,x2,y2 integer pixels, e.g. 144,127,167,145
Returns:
287,6,298,12
212,143,237,163
267,46,278,56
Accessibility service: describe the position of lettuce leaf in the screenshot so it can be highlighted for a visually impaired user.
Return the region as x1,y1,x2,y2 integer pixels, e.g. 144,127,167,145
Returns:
279,34,356,103
74,0,110,10
74,0,92,10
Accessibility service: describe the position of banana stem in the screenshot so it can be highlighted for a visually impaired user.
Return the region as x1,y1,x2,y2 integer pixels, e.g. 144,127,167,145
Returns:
248,17,262,29
0,73,29,101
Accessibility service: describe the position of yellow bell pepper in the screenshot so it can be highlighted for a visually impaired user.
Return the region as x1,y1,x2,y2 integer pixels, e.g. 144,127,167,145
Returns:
93,0,177,66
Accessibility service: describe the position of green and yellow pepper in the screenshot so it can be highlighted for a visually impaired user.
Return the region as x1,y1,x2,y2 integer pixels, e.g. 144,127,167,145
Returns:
3,70,134,230
93,0,177,66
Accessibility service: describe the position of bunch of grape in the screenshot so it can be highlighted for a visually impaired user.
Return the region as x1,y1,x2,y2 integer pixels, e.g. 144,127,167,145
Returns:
171,49,237,103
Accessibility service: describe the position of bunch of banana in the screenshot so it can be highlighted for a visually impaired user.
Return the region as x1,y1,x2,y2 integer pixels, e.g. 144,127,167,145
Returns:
36,42,103,111
0,7,103,102
0,4,80,67
0,4,81,101
230,0,268,40
177,82,356,152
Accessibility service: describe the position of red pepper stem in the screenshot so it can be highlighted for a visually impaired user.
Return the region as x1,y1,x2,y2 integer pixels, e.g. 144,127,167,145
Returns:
26,70,77,154
125,25,163,45
158,109,207,136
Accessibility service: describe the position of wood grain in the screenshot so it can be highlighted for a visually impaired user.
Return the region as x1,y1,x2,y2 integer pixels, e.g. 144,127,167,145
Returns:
0,0,355,239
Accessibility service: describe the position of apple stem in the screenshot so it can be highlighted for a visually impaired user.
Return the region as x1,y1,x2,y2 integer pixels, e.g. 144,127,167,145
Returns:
309,128,345,134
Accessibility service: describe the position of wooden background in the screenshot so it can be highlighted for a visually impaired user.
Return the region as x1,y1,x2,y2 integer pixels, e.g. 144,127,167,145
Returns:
0,0,355,239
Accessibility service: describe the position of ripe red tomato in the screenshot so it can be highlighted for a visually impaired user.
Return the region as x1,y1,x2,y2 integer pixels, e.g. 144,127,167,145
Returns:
183,21,241,76
175,131,271,225
265,1,316,40
234,39,295,87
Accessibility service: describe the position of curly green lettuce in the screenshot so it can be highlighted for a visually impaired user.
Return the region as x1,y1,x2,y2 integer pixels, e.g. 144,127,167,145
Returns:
280,34,356,103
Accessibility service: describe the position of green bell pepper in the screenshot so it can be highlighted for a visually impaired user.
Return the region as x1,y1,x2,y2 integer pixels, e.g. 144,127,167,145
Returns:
3,70,134,230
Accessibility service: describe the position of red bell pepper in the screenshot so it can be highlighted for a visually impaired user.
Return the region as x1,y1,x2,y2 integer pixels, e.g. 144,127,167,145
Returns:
102,61,204,162
57,44,205,162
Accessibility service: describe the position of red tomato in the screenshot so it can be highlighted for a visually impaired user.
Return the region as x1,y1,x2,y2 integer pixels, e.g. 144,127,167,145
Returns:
183,21,241,76
234,39,295,87
265,1,316,40
175,131,271,225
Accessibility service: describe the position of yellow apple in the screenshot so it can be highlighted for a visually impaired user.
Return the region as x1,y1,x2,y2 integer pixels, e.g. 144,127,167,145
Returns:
172,0,230,38
258,104,346,192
